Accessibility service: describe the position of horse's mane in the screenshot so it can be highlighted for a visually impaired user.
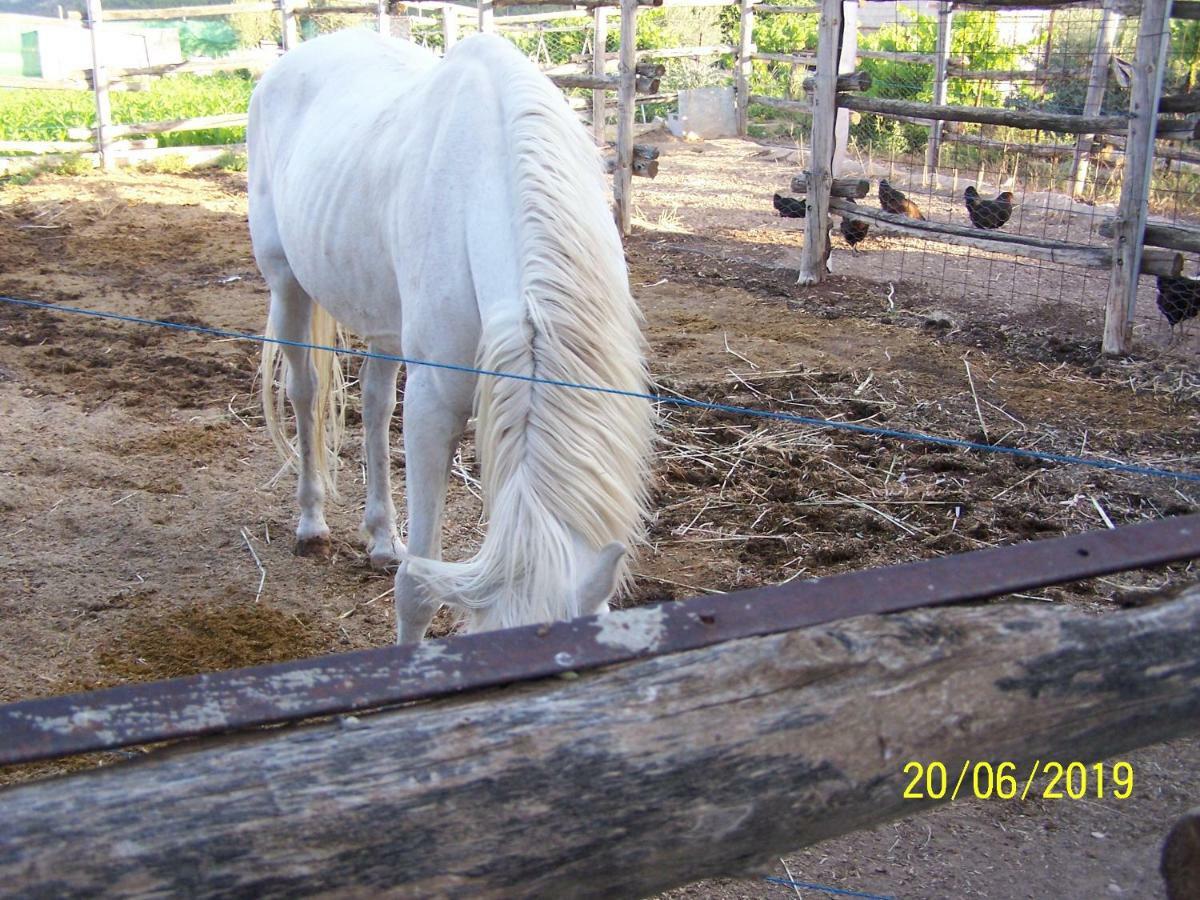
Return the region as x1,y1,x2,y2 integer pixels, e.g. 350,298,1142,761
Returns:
412,38,654,631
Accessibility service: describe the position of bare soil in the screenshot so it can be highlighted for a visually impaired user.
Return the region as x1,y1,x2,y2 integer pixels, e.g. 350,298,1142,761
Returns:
0,159,1197,899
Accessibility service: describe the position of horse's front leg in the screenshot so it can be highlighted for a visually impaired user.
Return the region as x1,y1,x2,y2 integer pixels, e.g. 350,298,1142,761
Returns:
360,352,404,569
394,365,473,643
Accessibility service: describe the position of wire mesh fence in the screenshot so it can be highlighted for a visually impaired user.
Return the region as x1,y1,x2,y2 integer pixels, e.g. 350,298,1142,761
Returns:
752,1,1199,355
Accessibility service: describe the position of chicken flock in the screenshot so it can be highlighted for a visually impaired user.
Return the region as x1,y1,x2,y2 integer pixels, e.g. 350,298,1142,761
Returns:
772,180,1197,330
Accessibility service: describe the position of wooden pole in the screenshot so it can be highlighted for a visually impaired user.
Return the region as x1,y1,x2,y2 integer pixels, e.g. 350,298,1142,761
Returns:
84,0,112,171
479,0,494,34
797,0,841,284
832,0,857,174
279,0,299,50
1,591,1197,897
377,0,388,34
1071,0,1121,198
613,0,636,234
1102,0,1172,356
441,3,457,50
593,5,608,142
736,0,754,136
925,1,953,182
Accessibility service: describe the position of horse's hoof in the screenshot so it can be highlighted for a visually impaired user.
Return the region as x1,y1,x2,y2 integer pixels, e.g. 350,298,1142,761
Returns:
368,549,400,572
294,534,333,559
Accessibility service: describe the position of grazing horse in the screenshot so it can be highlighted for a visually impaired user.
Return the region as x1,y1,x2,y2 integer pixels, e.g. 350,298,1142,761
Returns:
248,31,654,641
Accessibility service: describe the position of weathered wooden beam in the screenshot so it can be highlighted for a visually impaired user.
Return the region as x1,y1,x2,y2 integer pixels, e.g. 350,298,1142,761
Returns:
1162,807,1200,900
1071,0,1121,197
1104,0,1172,355
827,198,1183,274
942,127,1079,158
1159,91,1200,114
295,3,379,14
790,174,869,197
0,139,95,154
0,589,1196,897
798,0,841,284
841,94,1191,137
748,93,812,114
592,5,607,142
802,69,871,92
550,72,621,90
84,0,111,171
103,1,275,19
614,0,637,234
752,3,820,12
67,113,249,141
1099,219,1200,253
753,50,817,65
736,0,754,135
926,1,954,176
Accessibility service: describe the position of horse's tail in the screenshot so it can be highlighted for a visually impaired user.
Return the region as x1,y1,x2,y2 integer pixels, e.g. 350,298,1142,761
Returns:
259,303,347,500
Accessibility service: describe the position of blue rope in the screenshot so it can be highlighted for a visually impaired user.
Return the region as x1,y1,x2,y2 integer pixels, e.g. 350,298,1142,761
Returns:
2,293,1198,484
764,875,895,899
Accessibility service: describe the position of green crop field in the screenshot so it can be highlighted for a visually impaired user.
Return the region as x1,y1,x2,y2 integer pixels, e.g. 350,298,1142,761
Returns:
0,72,254,147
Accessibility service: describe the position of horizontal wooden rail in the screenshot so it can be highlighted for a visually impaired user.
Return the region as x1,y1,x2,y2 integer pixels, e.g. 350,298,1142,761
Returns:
67,113,248,141
637,43,736,59
1159,91,1200,114
942,128,1080,158
1173,0,1200,18
751,2,819,11
295,4,378,14
0,75,89,91
827,197,1183,274
1098,219,1200,253
551,72,621,90
0,585,1196,896
0,139,94,154
753,51,817,64
857,48,942,65
840,94,1193,137
790,174,870,197
748,93,811,113
104,2,274,20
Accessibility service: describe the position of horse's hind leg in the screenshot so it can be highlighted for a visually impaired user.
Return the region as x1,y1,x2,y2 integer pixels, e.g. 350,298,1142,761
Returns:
269,278,331,558
360,351,403,569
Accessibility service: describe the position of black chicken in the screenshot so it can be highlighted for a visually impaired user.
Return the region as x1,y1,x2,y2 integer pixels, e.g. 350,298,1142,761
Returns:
773,193,806,219
878,179,925,220
964,186,1015,230
1156,275,1200,327
839,201,870,253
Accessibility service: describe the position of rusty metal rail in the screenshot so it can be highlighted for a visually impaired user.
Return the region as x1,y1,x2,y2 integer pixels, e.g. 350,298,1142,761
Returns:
2,514,1198,768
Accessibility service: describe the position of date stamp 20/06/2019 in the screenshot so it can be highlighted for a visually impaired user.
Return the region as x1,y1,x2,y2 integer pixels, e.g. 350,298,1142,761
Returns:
902,760,1135,802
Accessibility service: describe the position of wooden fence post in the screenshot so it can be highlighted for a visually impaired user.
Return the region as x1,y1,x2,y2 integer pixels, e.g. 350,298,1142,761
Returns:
1071,0,1121,198
593,5,609,143
479,0,494,35
736,0,753,136
84,0,113,171
924,1,953,182
613,0,636,234
279,0,299,51
1102,0,1171,356
376,0,388,36
442,4,457,51
832,0,857,175
798,0,842,284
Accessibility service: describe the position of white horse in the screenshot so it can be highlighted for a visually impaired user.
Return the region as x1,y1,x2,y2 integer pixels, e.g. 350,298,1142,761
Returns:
247,30,654,641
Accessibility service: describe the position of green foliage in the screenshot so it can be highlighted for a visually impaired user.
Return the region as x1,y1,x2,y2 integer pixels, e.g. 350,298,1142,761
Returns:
214,150,248,172
0,73,253,147
143,153,192,174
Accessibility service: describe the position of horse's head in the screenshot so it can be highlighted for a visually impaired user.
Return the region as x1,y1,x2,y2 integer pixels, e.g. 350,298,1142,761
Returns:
399,540,630,638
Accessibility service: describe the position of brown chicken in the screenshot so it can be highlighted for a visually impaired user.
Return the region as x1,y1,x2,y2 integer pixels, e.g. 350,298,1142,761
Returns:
839,201,870,253
878,179,925,220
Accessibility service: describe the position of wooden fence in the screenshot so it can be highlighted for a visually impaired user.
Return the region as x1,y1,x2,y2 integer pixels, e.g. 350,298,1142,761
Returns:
1,0,684,232
760,0,1200,355
0,517,1197,895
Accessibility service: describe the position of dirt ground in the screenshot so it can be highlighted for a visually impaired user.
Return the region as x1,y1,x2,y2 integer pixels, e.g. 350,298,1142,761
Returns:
0,148,1197,899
